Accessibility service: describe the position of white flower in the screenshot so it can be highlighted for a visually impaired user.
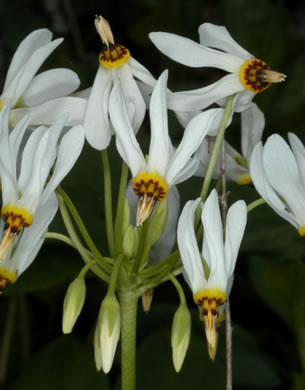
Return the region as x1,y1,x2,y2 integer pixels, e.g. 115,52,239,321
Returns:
84,15,156,150
1,28,87,127
177,189,247,351
195,102,265,185
0,103,85,287
109,70,225,225
250,133,305,237
149,23,285,113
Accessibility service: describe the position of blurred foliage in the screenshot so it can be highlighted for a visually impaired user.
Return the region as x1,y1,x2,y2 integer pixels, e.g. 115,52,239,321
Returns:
1,0,305,389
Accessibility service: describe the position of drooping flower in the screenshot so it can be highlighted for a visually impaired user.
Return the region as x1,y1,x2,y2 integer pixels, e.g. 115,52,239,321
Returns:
84,15,155,150
250,133,305,237
149,23,286,113
177,190,247,355
109,70,225,225
196,102,265,185
1,29,87,127
0,103,85,288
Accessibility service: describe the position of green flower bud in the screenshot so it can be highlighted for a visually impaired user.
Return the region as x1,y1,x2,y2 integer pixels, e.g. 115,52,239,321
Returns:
62,276,86,334
171,303,191,372
122,197,131,237
146,198,168,247
122,225,137,257
96,295,120,373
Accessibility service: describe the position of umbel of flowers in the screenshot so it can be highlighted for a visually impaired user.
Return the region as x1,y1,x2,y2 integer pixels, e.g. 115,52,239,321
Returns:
0,13,297,390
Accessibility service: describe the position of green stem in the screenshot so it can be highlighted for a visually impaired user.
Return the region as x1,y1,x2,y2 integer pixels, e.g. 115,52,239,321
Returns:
168,274,186,305
139,250,180,278
43,232,76,248
115,162,129,255
101,150,115,258
108,255,123,296
119,289,139,390
57,187,105,264
247,198,265,213
57,194,110,282
194,95,235,228
79,260,97,278
132,220,149,275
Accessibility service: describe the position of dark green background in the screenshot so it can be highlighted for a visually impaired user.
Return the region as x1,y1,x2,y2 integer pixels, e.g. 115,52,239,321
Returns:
1,0,305,389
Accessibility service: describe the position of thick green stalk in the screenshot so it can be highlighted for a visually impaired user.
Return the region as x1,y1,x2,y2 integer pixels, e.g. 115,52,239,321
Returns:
101,150,115,258
119,289,139,390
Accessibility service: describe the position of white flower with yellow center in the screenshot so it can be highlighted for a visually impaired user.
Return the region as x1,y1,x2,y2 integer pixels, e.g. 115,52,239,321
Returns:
84,15,156,150
109,70,225,226
250,133,305,237
149,23,286,113
0,28,86,127
177,190,247,354
196,102,265,185
0,103,85,289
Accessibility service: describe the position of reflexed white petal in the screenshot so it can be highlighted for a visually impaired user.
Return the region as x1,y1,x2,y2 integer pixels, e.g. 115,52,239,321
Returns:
198,23,252,60
250,142,297,227
177,198,205,294
168,74,243,112
23,69,80,105
4,29,52,91
263,134,305,227
118,64,146,134
241,103,265,160
147,71,171,176
129,57,156,88
166,108,221,186
288,133,305,186
3,39,63,106
84,67,112,150
11,97,87,127
201,190,225,283
12,193,58,276
149,32,244,72
41,125,85,205
150,186,180,264
170,152,200,185
109,81,146,177
18,126,47,194
0,104,19,205
224,200,247,277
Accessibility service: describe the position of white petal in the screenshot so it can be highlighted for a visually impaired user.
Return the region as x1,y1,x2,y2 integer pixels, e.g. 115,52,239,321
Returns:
4,29,53,91
288,133,305,186
129,57,156,88
10,97,87,127
201,190,227,291
109,81,146,177
118,64,146,134
198,23,252,60
224,200,247,277
40,125,85,205
249,142,297,227
168,73,243,112
263,134,305,227
147,71,171,176
166,108,222,186
22,69,80,105
177,198,205,294
149,32,244,72
3,38,63,106
84,67,112,150
0,104,19,205
18,126,47,194
12,193,58,276
241,103,265,160
150,186,180,264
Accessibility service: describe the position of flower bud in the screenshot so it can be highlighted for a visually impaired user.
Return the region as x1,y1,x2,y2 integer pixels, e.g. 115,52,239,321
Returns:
96,295,121,373
62,276,86,334
122,197,131,237
122,225,137,257
171,304,191,372
146,198,168,247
